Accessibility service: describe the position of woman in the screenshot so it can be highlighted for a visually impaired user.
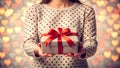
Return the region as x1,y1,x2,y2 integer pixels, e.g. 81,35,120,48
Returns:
23,0,98,68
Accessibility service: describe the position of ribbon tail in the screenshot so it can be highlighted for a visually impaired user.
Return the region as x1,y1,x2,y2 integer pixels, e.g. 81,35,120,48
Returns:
70,33,78,36
45,36,57,47
58,36,63,54
62,35,75,47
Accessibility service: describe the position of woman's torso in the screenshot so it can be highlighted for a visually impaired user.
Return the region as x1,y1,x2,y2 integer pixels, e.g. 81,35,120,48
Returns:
31,3,89,68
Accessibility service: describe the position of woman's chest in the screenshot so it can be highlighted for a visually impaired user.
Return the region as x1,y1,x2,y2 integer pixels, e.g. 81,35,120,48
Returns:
38,10,84,29
37,9,84,38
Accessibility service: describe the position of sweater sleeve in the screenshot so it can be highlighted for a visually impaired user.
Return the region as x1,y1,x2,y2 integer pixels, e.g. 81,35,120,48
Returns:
23,5,40,58
80,7,98,59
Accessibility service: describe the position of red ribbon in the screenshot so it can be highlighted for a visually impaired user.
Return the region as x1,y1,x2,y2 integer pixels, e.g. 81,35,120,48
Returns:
41,28,78,54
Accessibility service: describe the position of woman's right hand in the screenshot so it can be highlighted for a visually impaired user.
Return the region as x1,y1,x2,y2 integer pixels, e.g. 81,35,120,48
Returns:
34,43,53,57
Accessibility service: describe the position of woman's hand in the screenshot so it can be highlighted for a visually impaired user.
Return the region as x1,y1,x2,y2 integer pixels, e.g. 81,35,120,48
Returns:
34,43,53,57
64,42,86,59
64,48,86,58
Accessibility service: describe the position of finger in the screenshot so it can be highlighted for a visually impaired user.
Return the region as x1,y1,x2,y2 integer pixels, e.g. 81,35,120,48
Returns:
38,52,46,57
67,53,72,56
38,49,43,56
38,43,41,47
42,53,48,57
74,53,79,57
39,51,42,55
64,54,68,57
47,54,53,57
67,53,74,57
64,53,71,57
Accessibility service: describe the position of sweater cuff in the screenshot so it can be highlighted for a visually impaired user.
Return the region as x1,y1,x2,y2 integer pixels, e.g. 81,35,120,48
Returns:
24,43,41,58
24,45,37,57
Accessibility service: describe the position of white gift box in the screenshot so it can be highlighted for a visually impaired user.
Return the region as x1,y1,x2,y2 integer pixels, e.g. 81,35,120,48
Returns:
40,28,80,54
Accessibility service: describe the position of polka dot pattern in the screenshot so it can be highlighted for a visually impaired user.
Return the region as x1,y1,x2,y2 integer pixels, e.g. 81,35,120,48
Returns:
31,55,88,68
23,3,98,68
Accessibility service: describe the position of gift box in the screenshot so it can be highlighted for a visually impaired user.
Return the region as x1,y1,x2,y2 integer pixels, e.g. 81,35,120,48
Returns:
40,28,80,54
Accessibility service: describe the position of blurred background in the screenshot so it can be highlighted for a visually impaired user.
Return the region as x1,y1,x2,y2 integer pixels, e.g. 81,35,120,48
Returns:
0,0,120,68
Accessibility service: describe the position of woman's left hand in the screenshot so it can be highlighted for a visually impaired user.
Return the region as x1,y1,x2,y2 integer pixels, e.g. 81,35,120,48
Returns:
64,48,86,58
64,42,85,58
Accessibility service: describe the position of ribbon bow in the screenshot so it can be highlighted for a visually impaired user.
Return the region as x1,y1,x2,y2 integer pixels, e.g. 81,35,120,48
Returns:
41,28,78,54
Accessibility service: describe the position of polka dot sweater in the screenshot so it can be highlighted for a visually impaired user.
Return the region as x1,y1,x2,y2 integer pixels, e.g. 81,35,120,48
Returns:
23,3,98,68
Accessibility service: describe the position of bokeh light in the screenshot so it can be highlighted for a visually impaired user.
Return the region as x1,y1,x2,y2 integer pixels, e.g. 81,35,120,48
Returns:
0,0,120,68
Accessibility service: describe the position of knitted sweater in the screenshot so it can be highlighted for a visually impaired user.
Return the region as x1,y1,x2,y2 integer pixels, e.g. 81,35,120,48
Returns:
23,2,98,68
